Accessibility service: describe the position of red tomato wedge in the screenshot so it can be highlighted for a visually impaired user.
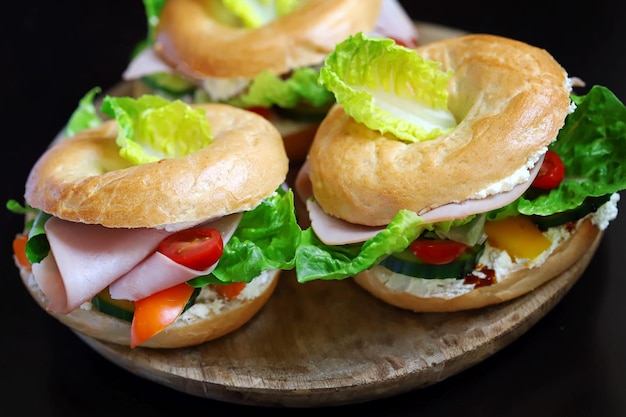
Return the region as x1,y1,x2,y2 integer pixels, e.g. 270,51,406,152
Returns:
130,283,195,348
532,150,565,189
409,239,469,265
12,234,30,270
212,282,246,300
157,228,223,271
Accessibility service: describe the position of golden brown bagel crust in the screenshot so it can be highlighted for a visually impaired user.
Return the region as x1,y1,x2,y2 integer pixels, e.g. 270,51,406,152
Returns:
353,219,601,312
17,261,280,348
307,34,571,226
154,0,383,79
24,104,288,228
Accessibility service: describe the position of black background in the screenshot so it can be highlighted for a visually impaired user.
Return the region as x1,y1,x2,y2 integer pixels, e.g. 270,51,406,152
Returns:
2,1,626,416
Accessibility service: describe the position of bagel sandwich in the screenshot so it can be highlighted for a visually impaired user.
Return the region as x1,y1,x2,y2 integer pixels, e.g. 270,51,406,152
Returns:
122,0,419,162
294,33,626,312
9,91,301,348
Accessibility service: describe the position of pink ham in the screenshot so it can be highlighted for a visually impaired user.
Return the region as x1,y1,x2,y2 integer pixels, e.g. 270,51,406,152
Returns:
109,252,213,301
370,0,419,47
39,217,171,313
32,214,242,314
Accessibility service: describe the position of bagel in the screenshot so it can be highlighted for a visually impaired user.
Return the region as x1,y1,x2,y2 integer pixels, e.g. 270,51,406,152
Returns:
308,34,571,226
25,104,288,229
155,0,383,79
293,33,626,312
14,101,301,348
17,260,280,348
122,0,419,163
353,217,603,312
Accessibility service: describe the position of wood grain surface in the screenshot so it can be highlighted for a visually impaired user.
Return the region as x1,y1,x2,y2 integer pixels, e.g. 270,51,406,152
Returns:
73,22,601,408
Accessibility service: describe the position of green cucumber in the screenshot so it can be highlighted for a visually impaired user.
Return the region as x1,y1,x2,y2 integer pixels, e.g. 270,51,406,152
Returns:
530,194,611,230
379,244,485,279
273,100,334,123
141,72,197,97
92,287,201,322
92,293,134,322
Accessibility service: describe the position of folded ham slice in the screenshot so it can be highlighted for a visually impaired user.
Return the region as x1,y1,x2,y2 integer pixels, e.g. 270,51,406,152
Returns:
32,214,242,314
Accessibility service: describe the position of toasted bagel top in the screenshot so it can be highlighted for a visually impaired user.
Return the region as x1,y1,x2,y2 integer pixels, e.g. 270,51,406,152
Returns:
154,0,383,79
25,104,288,229
307,34,571,226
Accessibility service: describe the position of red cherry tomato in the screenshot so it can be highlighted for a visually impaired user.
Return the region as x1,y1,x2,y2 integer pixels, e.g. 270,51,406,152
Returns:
157,228,223,271
390,36,418,48
532,150,565,189
246,106,273,119
409,239,468,265
130,283,195,348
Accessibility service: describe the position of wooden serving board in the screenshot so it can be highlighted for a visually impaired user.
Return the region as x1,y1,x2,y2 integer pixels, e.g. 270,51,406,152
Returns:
74,22,600,407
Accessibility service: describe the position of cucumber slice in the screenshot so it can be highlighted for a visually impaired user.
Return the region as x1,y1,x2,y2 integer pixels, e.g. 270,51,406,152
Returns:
530,194,611,230
379,244,485,279
92,287,201,322
273,100,334,123
92,293,134,322
141,72,197,97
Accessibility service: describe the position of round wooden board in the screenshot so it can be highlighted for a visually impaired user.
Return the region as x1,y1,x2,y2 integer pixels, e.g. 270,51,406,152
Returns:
72,22,600,407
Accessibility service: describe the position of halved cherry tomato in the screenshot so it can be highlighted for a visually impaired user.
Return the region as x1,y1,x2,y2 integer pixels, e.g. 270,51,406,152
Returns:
12,234,31,270
212,282,247,300
409,239,469,265
532,150,565,189
130,283,195,348
157,228,223,271
246,106,273,119
390,36,418,48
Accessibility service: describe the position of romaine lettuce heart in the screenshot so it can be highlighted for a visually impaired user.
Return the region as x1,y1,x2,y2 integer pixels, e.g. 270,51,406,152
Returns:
101,95,213,165
222,0,302,28
319,32,457,142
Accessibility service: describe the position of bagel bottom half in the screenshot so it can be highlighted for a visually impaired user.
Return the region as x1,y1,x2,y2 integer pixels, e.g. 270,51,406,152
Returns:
16,260,280,349
353,218,602,313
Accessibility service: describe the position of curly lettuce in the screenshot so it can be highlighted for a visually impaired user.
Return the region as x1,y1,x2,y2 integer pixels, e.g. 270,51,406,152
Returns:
319,32,457,142
231,67,334,109
490,85,626,219
189,188,302,285
101,94,213,165
65,86,103,137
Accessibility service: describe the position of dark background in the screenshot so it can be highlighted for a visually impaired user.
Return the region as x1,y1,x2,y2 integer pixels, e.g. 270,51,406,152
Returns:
2,1,625,416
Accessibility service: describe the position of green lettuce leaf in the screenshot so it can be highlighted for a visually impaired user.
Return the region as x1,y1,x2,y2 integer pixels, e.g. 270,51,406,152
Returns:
232,67,334,109
101,94,213,165
295,210,425,282
65,87,103,137
489,85,626,219
9,88,106,263
143,0,166,41
319,32,457,142
188,189,302,285
222,0,302,27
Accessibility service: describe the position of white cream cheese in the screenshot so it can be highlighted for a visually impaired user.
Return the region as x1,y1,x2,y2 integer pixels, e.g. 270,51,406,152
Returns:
376,194,620,300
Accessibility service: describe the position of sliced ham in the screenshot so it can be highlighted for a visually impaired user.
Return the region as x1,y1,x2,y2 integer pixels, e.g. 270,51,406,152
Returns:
32,214,242,313
370,0,419,47
296,156,544,245
122,47,174,80
41,217,172,312
109,213,242,301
